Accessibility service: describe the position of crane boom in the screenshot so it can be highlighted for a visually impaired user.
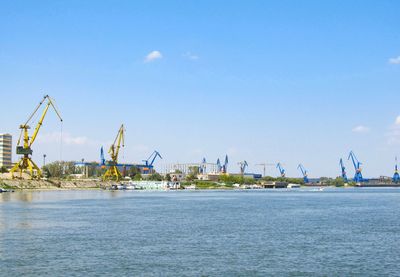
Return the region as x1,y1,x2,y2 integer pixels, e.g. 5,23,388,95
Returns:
276,163,286,178
109,124,125,161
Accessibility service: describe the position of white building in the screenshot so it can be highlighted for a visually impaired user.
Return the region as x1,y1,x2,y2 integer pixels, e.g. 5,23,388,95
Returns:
0,134,12,168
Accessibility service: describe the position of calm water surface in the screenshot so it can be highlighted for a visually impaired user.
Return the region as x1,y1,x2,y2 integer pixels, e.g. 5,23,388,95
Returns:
1,188,400,276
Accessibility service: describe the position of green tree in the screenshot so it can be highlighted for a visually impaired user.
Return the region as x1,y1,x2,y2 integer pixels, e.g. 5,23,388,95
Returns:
128,166,141,178
148,173,163,181
133,173,142,181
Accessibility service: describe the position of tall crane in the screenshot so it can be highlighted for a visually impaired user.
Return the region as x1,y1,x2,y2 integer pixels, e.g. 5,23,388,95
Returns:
348,151,363,182
222,155,229,173
339,158,348,182
103,124,125,181
199,158,207,174
238,161,248,175
276,163,286,178
216,158,222,173
100,146,106,168
297,164,309,183
10,95,63,179
393,157,400,183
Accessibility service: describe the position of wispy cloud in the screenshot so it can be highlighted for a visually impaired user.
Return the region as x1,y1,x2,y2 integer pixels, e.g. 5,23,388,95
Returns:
183,52,199,61
144,50,163,63
389,56,400,64
352,125,370,133
395,116,400,125
386,116,400,145
37,132,103,146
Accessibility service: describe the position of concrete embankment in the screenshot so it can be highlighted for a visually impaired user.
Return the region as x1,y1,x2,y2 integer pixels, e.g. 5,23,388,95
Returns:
0,179,110,190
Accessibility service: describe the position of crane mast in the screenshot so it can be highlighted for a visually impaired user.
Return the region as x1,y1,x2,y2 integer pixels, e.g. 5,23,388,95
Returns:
103,124,125,181
10,95,63,179
340,158,348,182
393,157,400,183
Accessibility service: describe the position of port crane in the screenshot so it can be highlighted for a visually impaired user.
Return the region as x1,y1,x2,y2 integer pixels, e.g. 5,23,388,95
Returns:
222,155,229,173
276,163,286,178
103,124,125,181
10,95,63,179
100,146,106,168
339,158,348,182
297,164,309,183
216,158,222,172
143,150,162,166
348,151,363,182
199,158,207,174
238,160,248,175
393,157,400,183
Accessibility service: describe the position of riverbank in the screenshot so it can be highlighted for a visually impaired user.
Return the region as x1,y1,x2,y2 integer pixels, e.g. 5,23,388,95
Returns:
0,179,106,190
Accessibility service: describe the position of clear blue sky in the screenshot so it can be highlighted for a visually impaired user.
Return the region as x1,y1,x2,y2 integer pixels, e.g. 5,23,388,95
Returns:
1,0,400,177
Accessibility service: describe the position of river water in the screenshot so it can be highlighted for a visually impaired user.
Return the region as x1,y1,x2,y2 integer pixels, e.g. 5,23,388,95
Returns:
1,188,399,276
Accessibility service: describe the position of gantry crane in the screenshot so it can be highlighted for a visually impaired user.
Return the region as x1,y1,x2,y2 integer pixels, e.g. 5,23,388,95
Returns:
297,164,309,183
348,151,363,182
393,157,400,183
103,124,125,181
276,163,286,178
10,95,63,179
339,158,348,182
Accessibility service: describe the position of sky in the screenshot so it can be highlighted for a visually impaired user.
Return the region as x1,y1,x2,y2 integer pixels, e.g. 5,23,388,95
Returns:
1,0,400,178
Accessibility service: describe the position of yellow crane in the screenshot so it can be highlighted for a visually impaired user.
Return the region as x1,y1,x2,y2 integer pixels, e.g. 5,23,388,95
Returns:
103,124,125,181
10,95,63,179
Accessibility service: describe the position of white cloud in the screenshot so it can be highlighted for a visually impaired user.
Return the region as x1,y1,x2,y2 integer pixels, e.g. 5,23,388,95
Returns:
352,125,370,133
387,116,400,145
389,56,400,64
37,132,92,146
395,116,400,125
144,50,163,62
183,52,199,60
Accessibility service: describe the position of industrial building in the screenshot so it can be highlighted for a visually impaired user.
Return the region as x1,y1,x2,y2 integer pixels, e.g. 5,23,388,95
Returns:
0,134,12,168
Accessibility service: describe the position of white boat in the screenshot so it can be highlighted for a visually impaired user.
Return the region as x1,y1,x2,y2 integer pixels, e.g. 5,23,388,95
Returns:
110,184,126,190
287,183,301,189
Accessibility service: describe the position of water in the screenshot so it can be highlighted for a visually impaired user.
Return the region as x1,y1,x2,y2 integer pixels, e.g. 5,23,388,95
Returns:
1,188,400,276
